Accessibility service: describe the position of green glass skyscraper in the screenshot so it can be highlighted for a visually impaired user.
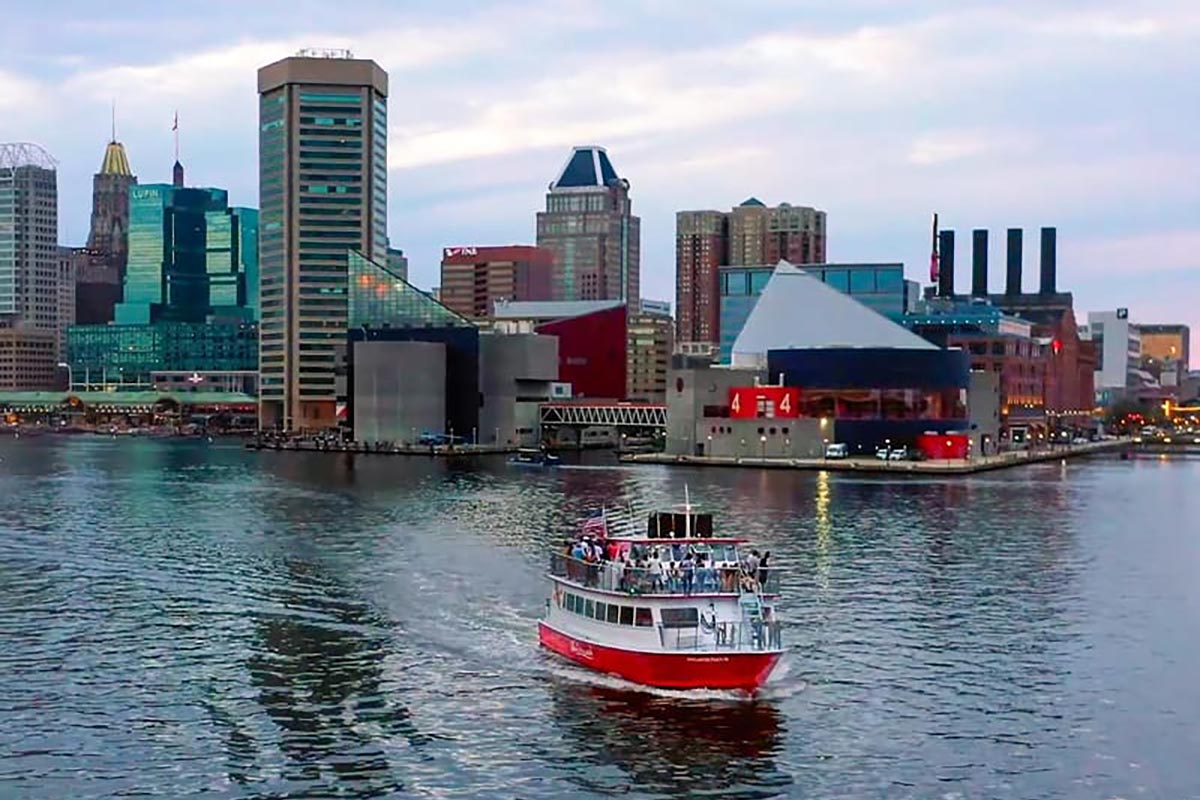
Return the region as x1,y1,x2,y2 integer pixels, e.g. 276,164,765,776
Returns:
257,51,389,431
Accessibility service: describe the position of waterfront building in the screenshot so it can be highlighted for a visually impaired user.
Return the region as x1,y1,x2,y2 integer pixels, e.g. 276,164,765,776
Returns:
67,321,258,390
667,263,969,457
717,261,909,362
493,298,672,401
257,51,389,431
536,146,640,303
676,199,827,347
933,226,1096,417
0,143,61,387
439,245,554,320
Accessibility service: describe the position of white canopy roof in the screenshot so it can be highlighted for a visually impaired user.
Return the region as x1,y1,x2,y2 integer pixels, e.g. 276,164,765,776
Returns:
731,261,936,368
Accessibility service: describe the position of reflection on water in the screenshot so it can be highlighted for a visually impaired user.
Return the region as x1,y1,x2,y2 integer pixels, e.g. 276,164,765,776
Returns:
2,439,1200,798
546,680,790,799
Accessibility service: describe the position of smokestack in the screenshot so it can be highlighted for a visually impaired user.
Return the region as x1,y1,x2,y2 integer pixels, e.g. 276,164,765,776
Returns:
971,229,988,297
1040,226,1057,294
1006,228,1023,295
937,230,955,297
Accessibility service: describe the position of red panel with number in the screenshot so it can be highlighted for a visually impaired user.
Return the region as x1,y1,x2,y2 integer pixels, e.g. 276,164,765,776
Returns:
727,386,801,419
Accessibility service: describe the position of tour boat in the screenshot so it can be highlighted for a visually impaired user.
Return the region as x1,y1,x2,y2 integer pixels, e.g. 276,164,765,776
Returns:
538,497,784,692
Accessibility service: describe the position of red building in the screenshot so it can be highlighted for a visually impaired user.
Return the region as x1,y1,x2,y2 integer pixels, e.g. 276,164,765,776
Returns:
675,211,726,346
439,245,553,320
535,305,628,400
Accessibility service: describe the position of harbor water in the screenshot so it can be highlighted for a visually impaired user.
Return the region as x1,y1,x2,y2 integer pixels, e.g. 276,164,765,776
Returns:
1,437,1198,798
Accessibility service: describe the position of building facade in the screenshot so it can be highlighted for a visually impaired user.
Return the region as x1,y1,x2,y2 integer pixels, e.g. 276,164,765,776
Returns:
67,322,258,390
536,146,639,303
728,198,826,267
116,183,257,325
1086,309,1140,391
0,143,60,387
718,262,907,362
675,210,727,345
257,52,389,431
439,245,554,319
1137,323,1190,386
386,244,408,282
86,139,137,277
626,303,673,403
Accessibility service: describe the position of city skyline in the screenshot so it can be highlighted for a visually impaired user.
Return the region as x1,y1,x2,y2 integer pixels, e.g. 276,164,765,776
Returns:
1,0,1196,349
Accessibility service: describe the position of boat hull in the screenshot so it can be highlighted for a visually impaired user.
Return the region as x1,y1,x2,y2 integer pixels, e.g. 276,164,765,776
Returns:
538,621,781,692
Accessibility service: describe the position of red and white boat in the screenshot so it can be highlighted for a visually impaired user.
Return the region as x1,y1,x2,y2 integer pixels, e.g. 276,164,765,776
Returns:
538,498,784,692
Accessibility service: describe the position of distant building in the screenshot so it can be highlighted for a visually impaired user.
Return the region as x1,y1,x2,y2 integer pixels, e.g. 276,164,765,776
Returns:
115,183,257,324
67,322,258,390
86,138,137,278
0,143,60,387
676,199,826,347
257,51,389,431
439,245,554,319
493,299,673,402
1137,323,1190,386
932,226,1096,416
536,146,640,303
1086,309,1140,392
718,261,907,362
386,244,408,282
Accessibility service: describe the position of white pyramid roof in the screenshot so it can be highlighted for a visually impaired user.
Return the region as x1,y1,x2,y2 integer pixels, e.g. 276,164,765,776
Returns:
731,261,936,368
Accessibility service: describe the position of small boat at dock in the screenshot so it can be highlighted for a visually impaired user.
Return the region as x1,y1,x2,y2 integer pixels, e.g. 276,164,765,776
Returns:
509,447,560,467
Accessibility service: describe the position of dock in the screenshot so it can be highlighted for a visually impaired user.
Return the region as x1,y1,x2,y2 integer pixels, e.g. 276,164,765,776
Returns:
618,439,1130,474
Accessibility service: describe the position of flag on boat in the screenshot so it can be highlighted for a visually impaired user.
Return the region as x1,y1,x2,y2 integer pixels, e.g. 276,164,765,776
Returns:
582,510,607,537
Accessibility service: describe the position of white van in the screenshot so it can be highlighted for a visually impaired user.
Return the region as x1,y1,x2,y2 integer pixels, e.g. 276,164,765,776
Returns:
824,443,848,459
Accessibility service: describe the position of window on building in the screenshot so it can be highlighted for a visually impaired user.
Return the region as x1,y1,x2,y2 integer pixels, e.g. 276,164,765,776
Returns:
849,269,875,294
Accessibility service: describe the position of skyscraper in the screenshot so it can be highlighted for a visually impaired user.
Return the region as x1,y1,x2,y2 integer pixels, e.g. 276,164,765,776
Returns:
675,210,727,345
439,245,553,319
86,137,137,275
115,182,256,325
536,146,639,303
675,198,827,347
257,51,388,431
0,143,60,387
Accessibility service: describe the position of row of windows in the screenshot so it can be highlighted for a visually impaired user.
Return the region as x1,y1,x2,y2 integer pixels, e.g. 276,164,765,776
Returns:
561,591,652,627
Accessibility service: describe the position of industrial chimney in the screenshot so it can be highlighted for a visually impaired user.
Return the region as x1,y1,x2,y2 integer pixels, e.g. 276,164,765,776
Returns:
1006,228,1023,295
971,229,988,297
937,230,955,297
1039,227,1057,295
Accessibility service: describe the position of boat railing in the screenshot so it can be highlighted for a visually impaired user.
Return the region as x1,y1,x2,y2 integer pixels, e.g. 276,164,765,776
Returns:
549,553,781,596
657,620,784,652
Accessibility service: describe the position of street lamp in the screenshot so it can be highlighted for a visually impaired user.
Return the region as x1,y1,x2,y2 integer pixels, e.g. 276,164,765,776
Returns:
760,434,767,459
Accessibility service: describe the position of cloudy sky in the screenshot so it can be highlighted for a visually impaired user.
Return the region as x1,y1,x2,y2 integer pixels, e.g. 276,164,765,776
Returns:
2,0,1197,352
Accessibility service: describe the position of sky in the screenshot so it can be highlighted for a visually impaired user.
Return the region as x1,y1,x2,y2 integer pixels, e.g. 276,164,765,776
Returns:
2,0,1197,357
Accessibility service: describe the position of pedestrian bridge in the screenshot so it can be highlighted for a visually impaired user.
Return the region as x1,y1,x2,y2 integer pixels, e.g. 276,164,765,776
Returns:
539,402,667,429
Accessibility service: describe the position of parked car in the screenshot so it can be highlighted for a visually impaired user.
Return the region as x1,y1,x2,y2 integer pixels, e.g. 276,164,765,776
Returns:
887,447,907,460
875,447,890,460
824,442,848,459
1071,437,1089,445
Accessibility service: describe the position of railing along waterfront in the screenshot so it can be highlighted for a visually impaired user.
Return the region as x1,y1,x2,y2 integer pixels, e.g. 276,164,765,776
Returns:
657,620,784,652
549,553,782,596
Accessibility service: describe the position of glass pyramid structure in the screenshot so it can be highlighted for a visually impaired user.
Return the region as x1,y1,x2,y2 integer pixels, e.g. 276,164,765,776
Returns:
348,251,473,329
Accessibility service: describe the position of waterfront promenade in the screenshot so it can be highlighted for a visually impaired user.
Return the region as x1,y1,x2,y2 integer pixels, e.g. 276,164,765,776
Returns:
620,439,1129,474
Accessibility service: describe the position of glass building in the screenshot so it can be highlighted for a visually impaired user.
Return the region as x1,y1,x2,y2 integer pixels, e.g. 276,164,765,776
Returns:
257,53,389,431
718,262,907,362
116,184,257,324
67,322,258,389
349,250,471,329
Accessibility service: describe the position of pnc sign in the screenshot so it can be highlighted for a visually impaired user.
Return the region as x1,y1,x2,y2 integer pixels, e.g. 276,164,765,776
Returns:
443,247,478,259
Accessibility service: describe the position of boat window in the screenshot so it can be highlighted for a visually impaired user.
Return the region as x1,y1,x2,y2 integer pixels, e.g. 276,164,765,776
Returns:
566,594,577,613
584,599,594,618
634,607,653,627
619,606,634,626
606,605,619,624
660,608,700,628
595,601,607,620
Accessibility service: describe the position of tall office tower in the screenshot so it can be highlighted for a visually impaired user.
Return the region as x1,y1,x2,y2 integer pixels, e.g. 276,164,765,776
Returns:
728,198,826,266
0,143,60,387
674,210,728,345
116,180,257,325
386,242,408,282
257,50,388,431
86,137,137,276
536,146,639,303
